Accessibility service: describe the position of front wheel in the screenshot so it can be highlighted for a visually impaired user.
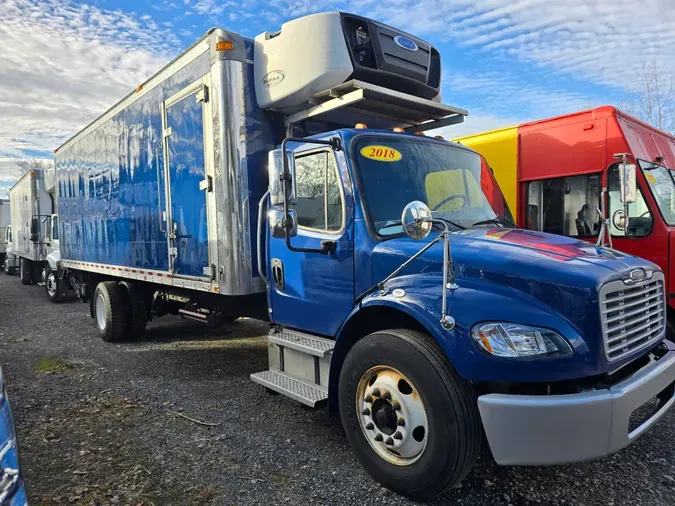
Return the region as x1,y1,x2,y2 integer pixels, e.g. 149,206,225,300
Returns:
338,329,481,500
45,268,64,302
4,258,14,275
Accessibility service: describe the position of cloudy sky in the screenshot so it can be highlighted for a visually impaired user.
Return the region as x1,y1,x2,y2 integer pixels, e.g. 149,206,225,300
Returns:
0,0,673,194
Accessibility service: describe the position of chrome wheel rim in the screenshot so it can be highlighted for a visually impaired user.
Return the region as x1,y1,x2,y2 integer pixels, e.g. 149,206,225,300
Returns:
46,273,57,297
356,366,428,466
95,293,107,331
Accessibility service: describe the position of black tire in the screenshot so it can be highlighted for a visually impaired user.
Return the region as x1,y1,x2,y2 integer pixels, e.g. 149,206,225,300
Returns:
93,281,127,342
44,268,64,303
19,258,32,285
119,281,148,338
338,329,481,500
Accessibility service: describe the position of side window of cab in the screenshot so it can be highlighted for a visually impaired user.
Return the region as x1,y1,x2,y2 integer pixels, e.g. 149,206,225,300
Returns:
607,163,652,237
294,151,344,233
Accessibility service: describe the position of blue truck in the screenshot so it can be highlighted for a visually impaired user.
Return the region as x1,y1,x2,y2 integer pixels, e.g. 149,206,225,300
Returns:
0,367,28,506
52,12,675,499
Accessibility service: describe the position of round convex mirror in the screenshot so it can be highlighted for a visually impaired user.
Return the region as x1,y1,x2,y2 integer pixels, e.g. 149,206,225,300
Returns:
401,201,432,240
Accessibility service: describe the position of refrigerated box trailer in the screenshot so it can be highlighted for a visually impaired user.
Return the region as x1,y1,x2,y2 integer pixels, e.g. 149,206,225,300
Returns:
7,169,59,285
51,13,675,499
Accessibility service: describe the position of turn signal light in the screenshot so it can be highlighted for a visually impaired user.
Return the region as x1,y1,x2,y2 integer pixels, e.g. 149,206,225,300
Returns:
355,123,368,129
216,41,235,51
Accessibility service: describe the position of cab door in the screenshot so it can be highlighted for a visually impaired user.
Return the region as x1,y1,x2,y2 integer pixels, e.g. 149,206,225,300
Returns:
267,147,355,336
162,77,213,278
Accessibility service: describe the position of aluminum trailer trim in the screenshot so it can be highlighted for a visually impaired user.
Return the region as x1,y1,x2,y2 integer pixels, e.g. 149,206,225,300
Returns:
60,259,219,293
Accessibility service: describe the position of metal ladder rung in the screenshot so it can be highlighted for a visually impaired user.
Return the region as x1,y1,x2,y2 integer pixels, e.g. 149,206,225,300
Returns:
268,330,335,357
250,370,328,408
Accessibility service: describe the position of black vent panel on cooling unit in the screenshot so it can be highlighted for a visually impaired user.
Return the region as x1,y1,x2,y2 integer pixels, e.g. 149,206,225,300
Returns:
340,13,441,100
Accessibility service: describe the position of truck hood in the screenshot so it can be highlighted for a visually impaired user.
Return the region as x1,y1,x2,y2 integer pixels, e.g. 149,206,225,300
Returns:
371,228,659,335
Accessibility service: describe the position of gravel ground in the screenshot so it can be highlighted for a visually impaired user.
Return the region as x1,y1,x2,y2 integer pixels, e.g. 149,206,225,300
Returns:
1,273,675,506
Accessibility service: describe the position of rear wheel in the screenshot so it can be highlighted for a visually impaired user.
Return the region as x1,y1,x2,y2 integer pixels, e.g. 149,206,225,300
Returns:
45,268,64,302
338,329,481,500
19,258,32,285
119,281,148,338
93,281,127,342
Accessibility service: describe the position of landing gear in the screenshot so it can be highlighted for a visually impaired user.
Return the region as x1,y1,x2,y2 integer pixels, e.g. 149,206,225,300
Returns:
339,329,481,500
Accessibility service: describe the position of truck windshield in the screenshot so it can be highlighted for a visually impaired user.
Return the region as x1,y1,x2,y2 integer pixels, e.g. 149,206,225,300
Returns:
353,135,510,236
639,160,675,225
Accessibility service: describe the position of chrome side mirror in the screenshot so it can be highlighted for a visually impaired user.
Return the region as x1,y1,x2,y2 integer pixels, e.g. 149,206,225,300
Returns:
268,149,296,207
619,163,637,203
401,201,432,240
268,209,297,239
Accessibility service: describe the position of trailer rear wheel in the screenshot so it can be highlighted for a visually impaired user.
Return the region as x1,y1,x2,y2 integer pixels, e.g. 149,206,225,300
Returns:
338,329,481,500
119,282,148,338
93,281,127,342
19,258,32,285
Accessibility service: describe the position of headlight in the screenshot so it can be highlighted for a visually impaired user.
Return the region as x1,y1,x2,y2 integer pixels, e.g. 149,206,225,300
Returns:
471,322,572,358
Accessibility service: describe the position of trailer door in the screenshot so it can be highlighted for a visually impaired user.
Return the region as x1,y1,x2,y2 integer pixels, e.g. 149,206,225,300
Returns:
162,78,212,278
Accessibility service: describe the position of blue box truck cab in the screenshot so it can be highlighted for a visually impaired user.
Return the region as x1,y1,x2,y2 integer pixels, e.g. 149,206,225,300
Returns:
51,12,675,499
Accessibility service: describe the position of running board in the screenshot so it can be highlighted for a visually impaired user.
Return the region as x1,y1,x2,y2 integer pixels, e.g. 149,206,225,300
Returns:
251,328,335,408
250,370,328,407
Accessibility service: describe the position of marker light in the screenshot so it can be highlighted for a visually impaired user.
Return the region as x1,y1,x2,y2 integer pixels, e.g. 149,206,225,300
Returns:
434,135,445,140
393,127,405,132
415,131,425,136
135,85,143,93
355,123,368,129
216,41,235,51
471,323,572,358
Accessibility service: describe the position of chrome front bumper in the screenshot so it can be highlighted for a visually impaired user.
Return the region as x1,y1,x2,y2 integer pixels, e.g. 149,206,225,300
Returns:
478,342,675,465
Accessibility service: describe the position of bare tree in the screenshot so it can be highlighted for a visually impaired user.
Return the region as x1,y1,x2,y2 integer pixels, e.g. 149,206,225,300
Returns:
15,158,52,173
624,60,675,135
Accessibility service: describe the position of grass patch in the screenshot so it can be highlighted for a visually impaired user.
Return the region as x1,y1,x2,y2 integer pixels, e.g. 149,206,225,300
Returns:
34,357,76,373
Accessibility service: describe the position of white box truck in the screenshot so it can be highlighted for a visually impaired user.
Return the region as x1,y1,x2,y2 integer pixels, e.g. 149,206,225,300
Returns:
7,169,59,285
0,199,10,269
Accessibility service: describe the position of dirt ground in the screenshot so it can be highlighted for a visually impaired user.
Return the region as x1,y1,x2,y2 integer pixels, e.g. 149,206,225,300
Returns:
1,273,675,505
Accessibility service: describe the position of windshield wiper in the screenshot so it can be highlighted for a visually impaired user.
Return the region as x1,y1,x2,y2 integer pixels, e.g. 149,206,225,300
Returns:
435,217,465,230
471,217,518,228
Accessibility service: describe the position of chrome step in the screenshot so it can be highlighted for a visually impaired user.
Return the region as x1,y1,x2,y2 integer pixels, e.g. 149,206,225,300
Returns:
250,370,328,408
267,329,335,357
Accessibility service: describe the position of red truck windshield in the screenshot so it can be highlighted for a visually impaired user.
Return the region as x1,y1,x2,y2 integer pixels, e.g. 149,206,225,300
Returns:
640,160,675,225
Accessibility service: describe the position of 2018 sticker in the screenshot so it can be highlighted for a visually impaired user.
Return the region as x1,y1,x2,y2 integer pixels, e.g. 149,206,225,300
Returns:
359,145,402,162
645,172,657,184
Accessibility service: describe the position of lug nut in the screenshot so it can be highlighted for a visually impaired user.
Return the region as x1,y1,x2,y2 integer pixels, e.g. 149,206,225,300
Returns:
365,395,373,403
397,418,405,427
383,391,391,400
375,434,383,442
385,437,394,446
366,422,374,430
362,408,370,416
372,388,381,397
392,401,401,410
393,431,403,440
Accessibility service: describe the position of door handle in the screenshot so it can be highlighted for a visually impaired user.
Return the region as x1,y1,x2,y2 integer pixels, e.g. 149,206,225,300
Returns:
271,258,284,290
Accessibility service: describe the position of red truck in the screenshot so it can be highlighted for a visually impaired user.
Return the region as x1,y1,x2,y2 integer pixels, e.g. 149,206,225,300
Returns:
455,106,675,332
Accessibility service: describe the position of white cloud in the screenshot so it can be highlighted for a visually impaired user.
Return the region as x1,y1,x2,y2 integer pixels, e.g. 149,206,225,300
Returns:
0,0,179,159
364,0,675,91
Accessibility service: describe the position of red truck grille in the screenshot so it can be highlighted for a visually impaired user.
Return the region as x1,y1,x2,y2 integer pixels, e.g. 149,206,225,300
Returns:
599,272,666,363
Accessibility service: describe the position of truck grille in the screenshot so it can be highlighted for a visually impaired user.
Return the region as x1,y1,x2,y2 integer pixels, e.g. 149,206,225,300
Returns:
599,272,666,362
